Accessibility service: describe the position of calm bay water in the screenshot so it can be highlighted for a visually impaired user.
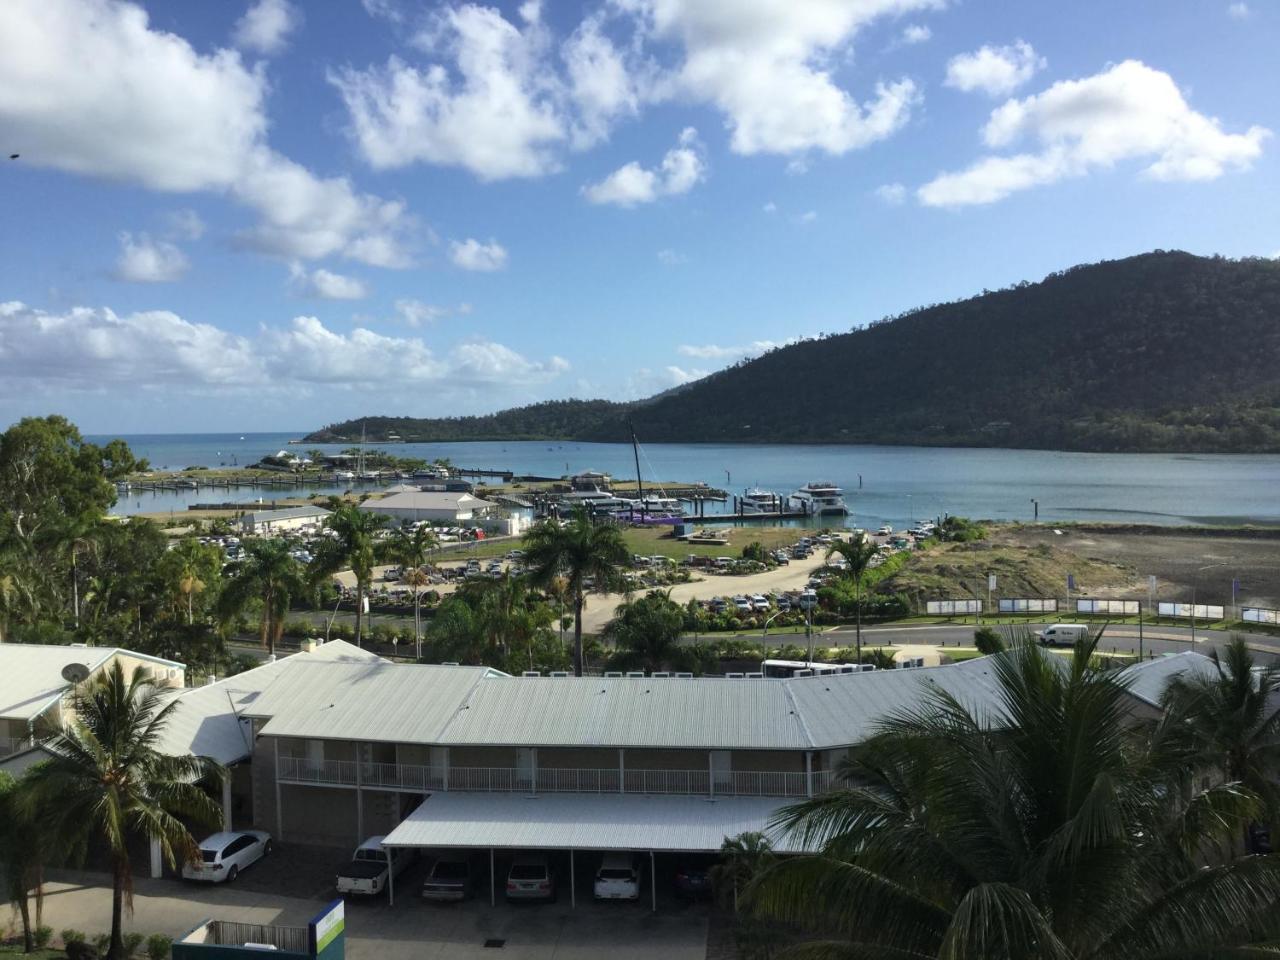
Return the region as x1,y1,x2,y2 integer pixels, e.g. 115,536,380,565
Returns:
93,432,1280,527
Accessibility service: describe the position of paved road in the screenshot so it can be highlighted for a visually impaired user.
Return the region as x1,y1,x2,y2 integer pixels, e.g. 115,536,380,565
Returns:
826,622,1280,662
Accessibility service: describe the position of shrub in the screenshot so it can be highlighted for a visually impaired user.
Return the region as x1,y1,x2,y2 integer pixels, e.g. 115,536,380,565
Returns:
34,926,53,948
66,943,98,960
61,929,87,946
146,934,174,960
123,932,146,958
974,625,1005,655
93,933,112,956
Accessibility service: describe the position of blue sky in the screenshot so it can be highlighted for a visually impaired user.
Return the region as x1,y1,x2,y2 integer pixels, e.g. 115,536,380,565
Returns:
0,0,1276,433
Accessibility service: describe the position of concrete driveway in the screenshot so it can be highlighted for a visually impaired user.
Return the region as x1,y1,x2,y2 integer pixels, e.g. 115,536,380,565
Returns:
34,870,710,960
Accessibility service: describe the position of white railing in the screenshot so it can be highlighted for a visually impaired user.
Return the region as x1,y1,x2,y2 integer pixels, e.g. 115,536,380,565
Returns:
1,736,27,758
278,756,833,797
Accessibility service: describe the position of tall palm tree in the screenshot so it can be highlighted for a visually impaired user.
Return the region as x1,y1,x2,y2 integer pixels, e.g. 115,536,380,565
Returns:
826,532,879,662
523,510,630,676
749,636,1280,959
218,539,306,658
385,524,438,657
22,663,223,960
309,504,388,647
165,537,219,626
1161,635,1280,848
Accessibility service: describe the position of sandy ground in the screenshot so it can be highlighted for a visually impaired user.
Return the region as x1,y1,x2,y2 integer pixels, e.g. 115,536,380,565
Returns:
1004,525,1280,608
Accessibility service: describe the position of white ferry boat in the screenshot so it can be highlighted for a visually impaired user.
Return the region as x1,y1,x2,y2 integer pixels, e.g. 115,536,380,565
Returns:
741,488,784,514
789,481,848,516
621,495,684,518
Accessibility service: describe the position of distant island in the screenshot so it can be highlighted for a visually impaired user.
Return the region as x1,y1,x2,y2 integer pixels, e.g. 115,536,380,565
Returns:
306,251,1280,453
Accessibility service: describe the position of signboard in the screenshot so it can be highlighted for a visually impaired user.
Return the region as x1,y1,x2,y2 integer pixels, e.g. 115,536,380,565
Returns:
1157,602,1225,620
1076,599,1140,615
1242,607,1280,625
926,600,982,615
310,899,345,957
987,574,997,591
997,598,1058,613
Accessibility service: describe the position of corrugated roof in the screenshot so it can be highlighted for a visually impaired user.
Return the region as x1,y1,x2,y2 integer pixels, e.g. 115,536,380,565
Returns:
0,644,182,721
1117,652,1220,707
360,492,494,512
153,640,385,764
245,657,1010,751
244,505,331,523
250,661,500,744
382,791,807,853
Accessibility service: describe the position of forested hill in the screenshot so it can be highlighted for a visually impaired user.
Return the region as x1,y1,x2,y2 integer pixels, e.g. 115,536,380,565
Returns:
308,252,1280,452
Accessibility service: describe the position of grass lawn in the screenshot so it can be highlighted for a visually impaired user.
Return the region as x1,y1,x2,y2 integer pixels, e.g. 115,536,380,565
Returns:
0,946,63,958
621,524,816,559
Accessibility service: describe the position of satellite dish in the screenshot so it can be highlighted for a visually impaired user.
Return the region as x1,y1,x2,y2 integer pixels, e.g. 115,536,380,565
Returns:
61,663,91,684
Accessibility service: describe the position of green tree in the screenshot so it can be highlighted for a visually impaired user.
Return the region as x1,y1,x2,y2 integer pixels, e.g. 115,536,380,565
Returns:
309,504,388,646
711,832,774,913
22,663,223,960
603,590,688,674
218,539,306,658
0,771,46,953
523,510,630,676
825,533,879,661
160,538,223,625
384,524,438,656
974,624,1006,655
751,638,1280,959
1161,635,1280,846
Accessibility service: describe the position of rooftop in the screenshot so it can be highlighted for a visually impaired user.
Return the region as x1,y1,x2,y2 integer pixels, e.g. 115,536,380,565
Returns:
0,643,184,721
360,491,495,512
243,504,332,523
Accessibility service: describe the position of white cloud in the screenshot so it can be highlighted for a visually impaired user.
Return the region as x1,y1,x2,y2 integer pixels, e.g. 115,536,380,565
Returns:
288,263,369,300
678,340,783,360
450,238,509,271
1228,2,1250,18
902,24,931,44
920,60,1270,207
875,182,907,204
583,127,705,206
640,0,933,157
563,12,646,148
329,5,568,180
0,300,566,395
797,210,818,223
114,232,190,283
762,201,778,213
165,209,206,241
656,248,686,265
233,0,300,56
944,40,1044,97
393,298,472,327
620,364,708,397
0,0,411,267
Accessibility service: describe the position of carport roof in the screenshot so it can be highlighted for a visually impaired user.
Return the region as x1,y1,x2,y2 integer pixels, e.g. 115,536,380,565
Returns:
382,791,808,853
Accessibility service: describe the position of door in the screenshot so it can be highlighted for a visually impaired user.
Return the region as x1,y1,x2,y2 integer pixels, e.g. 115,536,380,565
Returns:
305,739,324,778
516,748,536,790
710,751,733,793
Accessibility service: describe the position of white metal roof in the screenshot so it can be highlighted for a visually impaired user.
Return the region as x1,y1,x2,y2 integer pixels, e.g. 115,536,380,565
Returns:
153,640,385,765
249,661,502,744
245,657,1010,751
243,505,331,524
360,491,494,512
0,644,182,721
382,791,807,853
1117,651,1221,707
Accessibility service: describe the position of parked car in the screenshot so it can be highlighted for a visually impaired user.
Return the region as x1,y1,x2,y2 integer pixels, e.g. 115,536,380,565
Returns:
878,524,893,536
336,836,413,897
422,854,475,902
505,855,556,901
733,597,753,614
751,594,770,612
182,831,271,883
382,566,402,582
673,861,712,900
593,853,641,901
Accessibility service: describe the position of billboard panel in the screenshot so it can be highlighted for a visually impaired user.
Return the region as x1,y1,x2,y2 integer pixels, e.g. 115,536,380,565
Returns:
997,598,1058,613
926,599,982,615
1157,602,1225,620
1076,599,1140,615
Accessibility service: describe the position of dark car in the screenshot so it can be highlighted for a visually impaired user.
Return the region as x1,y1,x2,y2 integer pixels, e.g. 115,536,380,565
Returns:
673,862,712,900
422,854,474,902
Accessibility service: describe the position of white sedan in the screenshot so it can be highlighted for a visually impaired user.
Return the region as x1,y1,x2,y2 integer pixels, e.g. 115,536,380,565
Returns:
182,830,272,883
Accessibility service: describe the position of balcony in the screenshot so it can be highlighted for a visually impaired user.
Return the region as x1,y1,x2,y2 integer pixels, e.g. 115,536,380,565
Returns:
2,736,29,758
277,756,834,798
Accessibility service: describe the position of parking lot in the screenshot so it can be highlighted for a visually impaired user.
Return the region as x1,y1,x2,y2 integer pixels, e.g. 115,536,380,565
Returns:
41,843,712,959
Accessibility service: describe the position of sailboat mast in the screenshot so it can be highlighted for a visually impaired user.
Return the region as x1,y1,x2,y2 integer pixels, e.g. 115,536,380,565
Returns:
629,420,645,521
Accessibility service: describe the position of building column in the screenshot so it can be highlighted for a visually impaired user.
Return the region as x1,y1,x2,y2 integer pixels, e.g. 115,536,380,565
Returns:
805,751,814,798
355,753,364,842
388,850,395,907
273,738,283,841
149,836,162,879
489,849,496,907
649,850,656,913
618,748,625,794
222,773,234,831
570,849,575,910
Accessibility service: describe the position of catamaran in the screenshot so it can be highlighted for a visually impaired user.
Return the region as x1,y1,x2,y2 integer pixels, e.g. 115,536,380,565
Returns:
741,487,784,514
789,481,848,515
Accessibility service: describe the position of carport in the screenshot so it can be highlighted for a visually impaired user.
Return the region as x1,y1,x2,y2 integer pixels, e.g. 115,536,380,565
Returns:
381,791,800,911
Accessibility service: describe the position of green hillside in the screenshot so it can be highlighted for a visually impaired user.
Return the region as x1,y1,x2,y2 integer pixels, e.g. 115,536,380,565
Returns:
307,252,1280,452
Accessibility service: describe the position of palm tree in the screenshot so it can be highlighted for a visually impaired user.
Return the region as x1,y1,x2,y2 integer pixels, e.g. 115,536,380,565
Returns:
22,663,223,960
825,532,879,662
1161,635,1280,849
218,539,305,658
309,504,388,647
385,524,438,657
602,589,688,674
711,832,774,913
523,510,630,676
165,537,219,626
0,771,46,953
749,636,1280,959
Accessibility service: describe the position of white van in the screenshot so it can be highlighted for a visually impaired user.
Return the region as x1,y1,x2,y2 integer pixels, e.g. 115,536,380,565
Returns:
1036,623,1089,647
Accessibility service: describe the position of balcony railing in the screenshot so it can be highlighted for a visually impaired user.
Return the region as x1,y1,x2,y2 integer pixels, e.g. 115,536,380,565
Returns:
277,756,830,798
2,736,29,758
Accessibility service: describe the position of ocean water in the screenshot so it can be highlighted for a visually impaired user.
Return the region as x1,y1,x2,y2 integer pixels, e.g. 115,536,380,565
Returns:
92,433,1280,527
